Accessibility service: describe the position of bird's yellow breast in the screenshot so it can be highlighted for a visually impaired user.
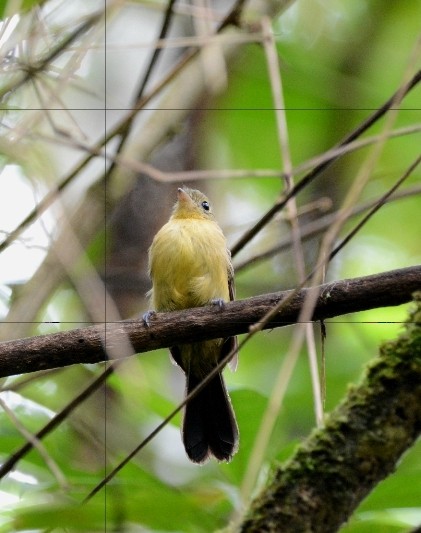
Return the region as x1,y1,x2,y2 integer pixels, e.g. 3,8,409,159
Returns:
148,218,231,311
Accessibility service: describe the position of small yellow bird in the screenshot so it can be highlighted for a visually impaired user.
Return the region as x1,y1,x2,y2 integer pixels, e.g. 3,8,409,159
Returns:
146,187,238,463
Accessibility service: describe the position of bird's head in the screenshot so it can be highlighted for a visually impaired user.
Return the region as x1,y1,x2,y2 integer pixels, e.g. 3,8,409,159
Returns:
172,187,215,220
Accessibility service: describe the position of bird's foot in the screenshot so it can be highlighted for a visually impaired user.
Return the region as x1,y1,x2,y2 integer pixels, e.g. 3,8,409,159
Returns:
142,310,156,327
211,298,226,310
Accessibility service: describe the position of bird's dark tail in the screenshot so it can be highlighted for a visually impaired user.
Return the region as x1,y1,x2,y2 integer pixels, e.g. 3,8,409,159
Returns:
183,371,238,463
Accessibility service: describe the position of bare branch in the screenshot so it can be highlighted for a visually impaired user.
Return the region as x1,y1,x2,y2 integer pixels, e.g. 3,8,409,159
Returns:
0,266,419,378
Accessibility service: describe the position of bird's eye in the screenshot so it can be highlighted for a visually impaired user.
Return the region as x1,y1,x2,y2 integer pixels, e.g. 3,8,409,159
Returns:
201,201,210,211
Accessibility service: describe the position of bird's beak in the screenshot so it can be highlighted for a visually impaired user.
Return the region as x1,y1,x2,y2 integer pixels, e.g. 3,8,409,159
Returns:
177,188,192,205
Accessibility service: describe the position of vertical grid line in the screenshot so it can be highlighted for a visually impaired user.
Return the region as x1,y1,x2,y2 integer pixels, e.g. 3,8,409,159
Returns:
103,0,108,530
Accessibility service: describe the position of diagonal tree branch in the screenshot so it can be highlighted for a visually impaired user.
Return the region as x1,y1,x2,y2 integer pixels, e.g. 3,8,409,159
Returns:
230,68,421,257
0,265,420,378
239,293,421,533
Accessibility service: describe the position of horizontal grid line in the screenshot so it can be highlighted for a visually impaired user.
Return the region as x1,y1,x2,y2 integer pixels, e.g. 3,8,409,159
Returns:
5,107,420,112
0,320,411,325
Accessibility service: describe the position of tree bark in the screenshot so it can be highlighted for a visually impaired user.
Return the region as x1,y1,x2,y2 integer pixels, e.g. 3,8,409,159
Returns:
239,293,421,533
0,266,420,378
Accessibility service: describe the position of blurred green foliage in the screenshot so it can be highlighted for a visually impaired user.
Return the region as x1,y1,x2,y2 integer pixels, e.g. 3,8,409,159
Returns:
0,0,420,531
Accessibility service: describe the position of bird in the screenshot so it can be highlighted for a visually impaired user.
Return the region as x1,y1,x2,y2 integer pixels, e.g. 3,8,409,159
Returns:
145,187,238,463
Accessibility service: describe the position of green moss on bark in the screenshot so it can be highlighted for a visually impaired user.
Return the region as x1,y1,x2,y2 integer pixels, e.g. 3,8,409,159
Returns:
240,294,421,533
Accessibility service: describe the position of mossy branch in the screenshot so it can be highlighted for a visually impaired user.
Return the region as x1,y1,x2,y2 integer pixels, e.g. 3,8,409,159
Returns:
239,293,421,533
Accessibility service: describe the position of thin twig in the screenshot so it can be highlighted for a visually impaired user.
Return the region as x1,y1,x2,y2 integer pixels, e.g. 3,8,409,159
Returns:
0,0,249,255
240,17,322,509
104,0,178,183
236,183,421,272
0,10,104,100
0,365,118,479
329,154,421,262
230,69,421,258
0,395,68,489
